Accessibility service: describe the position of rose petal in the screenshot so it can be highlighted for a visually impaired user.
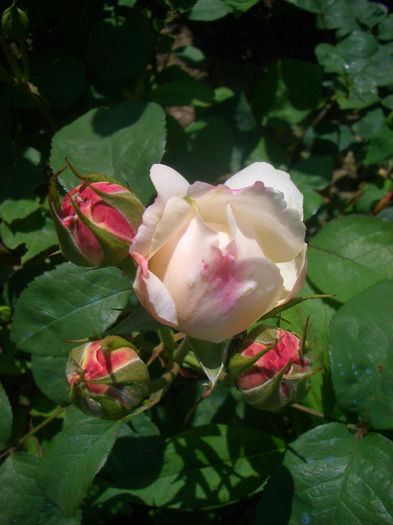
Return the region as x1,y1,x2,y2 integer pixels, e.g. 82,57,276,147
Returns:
148,196,191,259
132,265,178,326
225,162,304,218
190,181,305,262
226,204,266,259
178,247,284,342
276,246,308,303
149,209,219,307
150,164,190,202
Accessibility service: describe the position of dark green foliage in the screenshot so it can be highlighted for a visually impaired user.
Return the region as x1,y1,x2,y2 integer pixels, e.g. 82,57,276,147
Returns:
1,0,392,524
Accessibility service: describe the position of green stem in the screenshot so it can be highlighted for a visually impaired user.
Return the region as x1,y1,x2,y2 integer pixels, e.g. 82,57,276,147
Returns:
18,405,67,445
151,336,189,390
119,257,136,280
159,326,176,354
291,403,325,419
0,33,23,80
18,39,29,82
125,337,190,421
0,62,13,83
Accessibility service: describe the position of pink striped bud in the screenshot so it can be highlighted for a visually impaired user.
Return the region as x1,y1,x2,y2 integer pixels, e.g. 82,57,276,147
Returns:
49,165,144,267
236,327,312,411
66,336,150,419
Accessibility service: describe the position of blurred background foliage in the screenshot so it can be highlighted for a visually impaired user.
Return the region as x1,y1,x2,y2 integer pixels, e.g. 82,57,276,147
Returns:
0,0,392,524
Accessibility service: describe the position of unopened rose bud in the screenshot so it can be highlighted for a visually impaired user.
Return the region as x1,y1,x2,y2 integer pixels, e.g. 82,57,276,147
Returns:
49,164,144,267
66,336,150,419
236,326,312,411
2,2,29,40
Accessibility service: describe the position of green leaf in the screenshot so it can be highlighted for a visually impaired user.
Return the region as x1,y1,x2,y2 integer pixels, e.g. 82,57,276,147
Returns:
251,59,323,126
11,263,131,356
353,108,385,140
188,0,233,21
225,0,259,13
257,423,393,524
336,73,379,110
86,15,153,80
37,406,121,517
0,198,40,222
245,134,289,169
0,381,12,447
283,0,329,14
176,117,233,183
329,280,393,429
188,338,226,387
50,101,166,204
110,304,161,334
1,210,58,264
337,30,379,58
308,216,393,302
30,50,86,109
31,355,69,404
290,156,333,220
382,94,393,110
315,43,347,75
364,126,393,165
378,14,393,40
316,0,367,30
357,2,387,27
97,424,284,509
0,453,82,525
0,146,44,203
359,44,393,87
291,156,333,190
354,181,387,213
175,45,205,64
149,79,214,107
304,123,354,154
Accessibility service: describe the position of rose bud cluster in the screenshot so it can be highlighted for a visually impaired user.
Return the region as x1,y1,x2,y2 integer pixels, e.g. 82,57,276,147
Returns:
130,162,307,343
235,327,313,411
49,165,144,267
66,336,150,420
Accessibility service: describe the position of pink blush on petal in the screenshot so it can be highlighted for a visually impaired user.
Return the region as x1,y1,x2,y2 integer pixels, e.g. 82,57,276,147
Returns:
200,247,243,312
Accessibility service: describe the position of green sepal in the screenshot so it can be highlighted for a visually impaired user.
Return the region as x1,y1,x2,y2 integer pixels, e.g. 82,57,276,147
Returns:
48,176,95,266
228,325,282,381
260,295,334,321
241,361,315,412
68,196,131,266
69,381,149,420
228,341,278,381
64,159,145,229
86,185,144,231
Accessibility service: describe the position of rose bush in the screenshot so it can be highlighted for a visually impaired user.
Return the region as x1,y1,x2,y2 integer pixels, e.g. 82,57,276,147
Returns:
130,162,307,342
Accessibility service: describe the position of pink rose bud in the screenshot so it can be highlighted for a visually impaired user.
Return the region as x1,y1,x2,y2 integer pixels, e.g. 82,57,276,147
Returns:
66,336,150,419
236,327,313,411
49,163,144,267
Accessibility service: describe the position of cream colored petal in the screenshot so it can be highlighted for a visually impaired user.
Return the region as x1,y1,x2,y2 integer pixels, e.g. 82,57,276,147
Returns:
132,265,178,326
192,182,305,263
225,162,304,218
226,204,266,260
178,249,284,343
275,245,307,303
150,164,189,202
132,196,191,259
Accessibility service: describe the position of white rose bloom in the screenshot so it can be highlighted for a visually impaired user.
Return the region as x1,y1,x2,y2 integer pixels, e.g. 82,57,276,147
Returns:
130,162,307,343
